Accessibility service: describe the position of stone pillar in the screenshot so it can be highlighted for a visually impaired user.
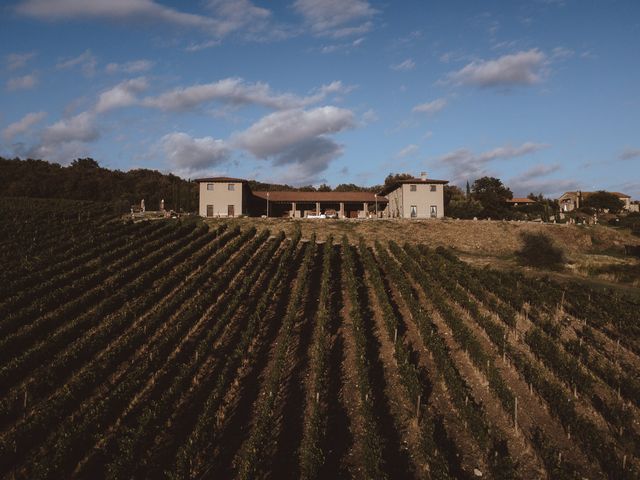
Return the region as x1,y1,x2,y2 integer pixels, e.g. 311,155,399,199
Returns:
316,202,320,215
363,202,368,216
340,202,344,218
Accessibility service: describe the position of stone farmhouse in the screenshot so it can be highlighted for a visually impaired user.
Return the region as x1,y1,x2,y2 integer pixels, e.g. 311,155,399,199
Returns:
558,191,634,212
196,173,448,219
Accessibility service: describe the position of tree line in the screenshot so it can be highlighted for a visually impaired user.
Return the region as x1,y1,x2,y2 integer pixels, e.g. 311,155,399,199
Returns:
0,157,197,212
0,158,629,221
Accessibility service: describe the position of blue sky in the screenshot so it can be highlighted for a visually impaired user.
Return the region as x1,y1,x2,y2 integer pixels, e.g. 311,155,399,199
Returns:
1,0,638,197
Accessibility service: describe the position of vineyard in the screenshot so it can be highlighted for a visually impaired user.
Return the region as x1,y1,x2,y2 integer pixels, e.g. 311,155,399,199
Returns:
1,198,639,479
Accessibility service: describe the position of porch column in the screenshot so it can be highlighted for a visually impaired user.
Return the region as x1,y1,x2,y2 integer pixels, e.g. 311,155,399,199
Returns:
340,202,344,218
316,202,320,215
291,202,296,218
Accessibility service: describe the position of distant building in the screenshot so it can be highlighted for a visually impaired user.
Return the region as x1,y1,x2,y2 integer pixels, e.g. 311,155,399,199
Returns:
195,172,448,219
558,191,632,212
197,177,251,218
378,172,448,219
506,197,537,207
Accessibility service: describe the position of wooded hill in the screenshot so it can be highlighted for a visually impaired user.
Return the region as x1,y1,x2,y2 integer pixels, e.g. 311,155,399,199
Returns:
0,157,198,212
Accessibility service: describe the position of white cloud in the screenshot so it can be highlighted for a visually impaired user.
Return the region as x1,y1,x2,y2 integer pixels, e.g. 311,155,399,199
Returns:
16,0,278,40
509,178,578,198
205,0,274,38
142,78,351,112
412,98,447,114
435,141,550,183
6,74,38,91
513,163,560,180
233,106,355,183
508,163,563,194
394,144,418,159
619,148,640,161
27,140,92,164
6,52,35,71
95,77,148,113
56,50,97,76
233,106,354,158
320,37,364,54
185,39,221,52
161,132,229,172
391,59,415,71
362,108,378,123
446,49,547,88
2,111,47,141
42,111,98,145
16,0,218,29
551,46,574,60
294,0,376,38
24,111,99,163
105,59,154,74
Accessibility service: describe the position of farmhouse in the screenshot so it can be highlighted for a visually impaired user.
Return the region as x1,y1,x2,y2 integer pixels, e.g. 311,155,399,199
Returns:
558,191,633,212
196,172,448,218
506,197,537,207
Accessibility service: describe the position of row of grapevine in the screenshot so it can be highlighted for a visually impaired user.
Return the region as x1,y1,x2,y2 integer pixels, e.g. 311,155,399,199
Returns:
341,237,388,479
0,226,252,475
298,237,335,480
375,241,521,478
412,245,589,477
172,230,303,479
422,247,637,479
10,228,270,479
234,236,317,480
77,229,284,479
0,218,152,304
0,222,213,399
0,220,181,343
0,219,168,324
359,239,451,478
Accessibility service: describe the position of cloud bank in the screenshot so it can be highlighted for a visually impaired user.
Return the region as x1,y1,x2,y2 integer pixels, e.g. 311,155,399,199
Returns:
446,49,547,88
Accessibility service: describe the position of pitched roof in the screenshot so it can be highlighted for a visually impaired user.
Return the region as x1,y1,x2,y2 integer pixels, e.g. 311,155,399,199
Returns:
378,177,449,196
560,191,630,199
506,197,537,204
252,191,387,203
194,177,247,183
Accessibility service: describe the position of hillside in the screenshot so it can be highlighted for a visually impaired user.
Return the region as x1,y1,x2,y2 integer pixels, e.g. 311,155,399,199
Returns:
1,199,639,479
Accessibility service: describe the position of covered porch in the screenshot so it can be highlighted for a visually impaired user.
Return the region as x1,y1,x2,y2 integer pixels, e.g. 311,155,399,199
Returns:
251,191,387,218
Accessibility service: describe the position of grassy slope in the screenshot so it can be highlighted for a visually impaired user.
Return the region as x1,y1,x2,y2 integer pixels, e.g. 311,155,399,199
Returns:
204,217,640,295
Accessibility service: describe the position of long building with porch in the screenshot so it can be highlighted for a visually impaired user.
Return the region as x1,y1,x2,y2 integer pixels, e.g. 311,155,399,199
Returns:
196,173,448,219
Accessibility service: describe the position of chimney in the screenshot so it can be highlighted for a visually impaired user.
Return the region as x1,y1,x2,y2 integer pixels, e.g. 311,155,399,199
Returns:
420,172,428,181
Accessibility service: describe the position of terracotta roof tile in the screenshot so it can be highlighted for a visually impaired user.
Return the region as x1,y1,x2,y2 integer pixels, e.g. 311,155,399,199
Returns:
252,191,387,203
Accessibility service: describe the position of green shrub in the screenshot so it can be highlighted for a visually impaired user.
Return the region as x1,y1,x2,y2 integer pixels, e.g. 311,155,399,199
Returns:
517,232,565,269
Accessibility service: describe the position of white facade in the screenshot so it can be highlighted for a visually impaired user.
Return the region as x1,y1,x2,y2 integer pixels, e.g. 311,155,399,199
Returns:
385,182,445,219
198,180,244,217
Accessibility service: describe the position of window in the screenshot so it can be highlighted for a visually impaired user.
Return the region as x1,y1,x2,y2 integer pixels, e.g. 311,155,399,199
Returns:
207,183,214,190
430,205,437,218
410,184,417,192
410,205,417,218
430,185,436,192
228,183,235,191
206,204,214,217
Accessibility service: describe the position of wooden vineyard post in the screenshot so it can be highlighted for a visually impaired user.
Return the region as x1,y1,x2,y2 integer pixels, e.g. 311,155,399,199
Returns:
416,394,421,422
514,396,518,433
503,334,506,363
623,455,627,471
394,327,398,344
